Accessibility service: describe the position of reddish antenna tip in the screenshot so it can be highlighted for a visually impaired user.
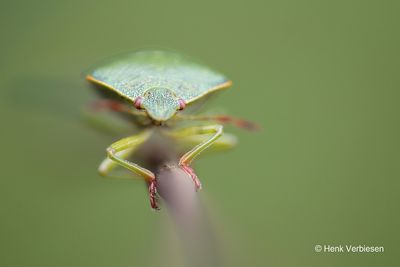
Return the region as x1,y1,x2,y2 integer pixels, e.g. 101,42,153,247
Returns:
134,97,143,109
178,99,186,110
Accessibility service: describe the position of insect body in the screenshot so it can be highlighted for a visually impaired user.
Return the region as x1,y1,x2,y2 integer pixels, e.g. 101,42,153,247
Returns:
86,50,251,209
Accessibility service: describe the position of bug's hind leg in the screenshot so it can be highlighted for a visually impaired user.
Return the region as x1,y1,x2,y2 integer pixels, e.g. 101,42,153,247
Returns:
173,114,260,131
101,130,159,209
167,125,224,191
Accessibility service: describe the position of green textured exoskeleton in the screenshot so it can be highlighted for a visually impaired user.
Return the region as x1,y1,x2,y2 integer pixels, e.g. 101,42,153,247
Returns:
86,50,251,209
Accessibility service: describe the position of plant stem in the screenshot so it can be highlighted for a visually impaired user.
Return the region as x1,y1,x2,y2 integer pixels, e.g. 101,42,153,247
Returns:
137,132,223,267
156,163,222,267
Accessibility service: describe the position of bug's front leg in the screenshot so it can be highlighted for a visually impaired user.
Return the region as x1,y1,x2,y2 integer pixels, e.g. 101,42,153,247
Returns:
167,125,224,191
102,130,159,209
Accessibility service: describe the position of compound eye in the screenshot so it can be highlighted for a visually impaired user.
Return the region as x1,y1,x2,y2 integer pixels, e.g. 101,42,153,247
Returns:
178,99,186,110
133,97,143,109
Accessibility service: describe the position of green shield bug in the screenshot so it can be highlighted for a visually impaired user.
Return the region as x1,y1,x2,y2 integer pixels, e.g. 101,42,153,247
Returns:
86,50,256,209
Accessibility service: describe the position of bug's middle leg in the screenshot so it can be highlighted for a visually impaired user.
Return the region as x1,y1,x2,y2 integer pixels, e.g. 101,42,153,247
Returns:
167,125,224,190
98,147,137,179
101,130,159,209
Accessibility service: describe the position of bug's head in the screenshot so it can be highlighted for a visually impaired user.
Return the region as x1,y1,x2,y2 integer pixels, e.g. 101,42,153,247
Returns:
134,87,186,123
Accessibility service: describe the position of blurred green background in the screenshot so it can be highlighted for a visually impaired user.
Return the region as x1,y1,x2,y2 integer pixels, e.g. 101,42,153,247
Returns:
0,0,399,266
